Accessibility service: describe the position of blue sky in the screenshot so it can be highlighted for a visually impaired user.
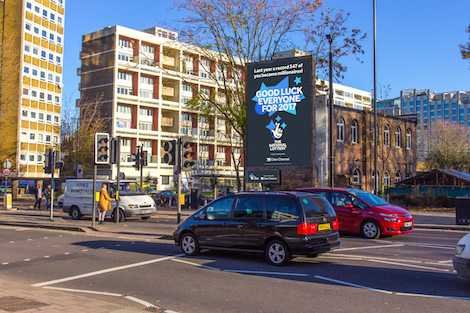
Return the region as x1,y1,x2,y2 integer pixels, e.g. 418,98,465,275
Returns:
63,0,470,109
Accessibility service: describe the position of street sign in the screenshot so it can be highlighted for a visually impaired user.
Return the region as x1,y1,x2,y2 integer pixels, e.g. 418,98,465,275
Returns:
2,168,11,176
153,179,158,184
77,164,83,178
3,160,11,169
119,172,125,179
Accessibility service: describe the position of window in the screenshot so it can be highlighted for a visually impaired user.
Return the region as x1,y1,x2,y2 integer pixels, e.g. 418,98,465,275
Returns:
29,155,35,162
39,92,45,100
38,113,44,121
182,84,193,92
30,112,36,119
34,6,40,13
48,73,53,82
118,72,131,80
182,113,190,121
53,116,59,124
57,36,62,46
42,30,47,39
117,104,132,114
138,122,153,131
46,114,52,122
22,110,28,118
42,9,47,18
406,129,412,149
395,127,401,148
351,120,358,144
383,171,391,187
32,69,37,76
395,172,401,183
55,76,60,84
45,135,51,143
141,44,155,54
217,146,226,153
266,196,299,221
26,2,32,9
34,27,39,35
204,197,234,220
336,117,345,142
38,134,43,142
121,138,131,147
140,76,154,85
119,38,132,48
47,94,52,102
20,155,26,161
25,23,31,31
49,53,54,62
139,108,152,116
57,16,63,25
199,145,209,152
24,66,30,74
41,51,46,60
139,90,153,99
30,133,35,140
383,124,390,147
33,47,38,56
56,56,61,64
234,196,263,219
353,169,361,185
49,33,54,41
50,13,55,22
40,71,45,80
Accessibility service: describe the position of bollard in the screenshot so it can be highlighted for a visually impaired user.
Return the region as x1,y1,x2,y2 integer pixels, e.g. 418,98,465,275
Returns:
3,193,12,210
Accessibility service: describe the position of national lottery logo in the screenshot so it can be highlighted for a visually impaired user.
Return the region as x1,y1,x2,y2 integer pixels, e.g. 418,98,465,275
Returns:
266,115,286,140
252,76,304,117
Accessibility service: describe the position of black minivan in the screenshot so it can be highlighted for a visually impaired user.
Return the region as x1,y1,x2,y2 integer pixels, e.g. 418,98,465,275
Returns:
173,191,340,265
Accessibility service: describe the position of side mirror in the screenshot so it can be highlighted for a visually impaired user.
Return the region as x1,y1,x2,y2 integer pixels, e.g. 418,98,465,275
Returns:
346,203,355,210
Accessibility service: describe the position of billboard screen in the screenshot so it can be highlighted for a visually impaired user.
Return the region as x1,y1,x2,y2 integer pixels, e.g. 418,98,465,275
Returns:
246,55,312,167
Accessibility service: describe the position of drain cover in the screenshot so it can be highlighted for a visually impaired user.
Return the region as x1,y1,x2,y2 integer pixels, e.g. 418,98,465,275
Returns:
143,306,164,313
0,296,48,312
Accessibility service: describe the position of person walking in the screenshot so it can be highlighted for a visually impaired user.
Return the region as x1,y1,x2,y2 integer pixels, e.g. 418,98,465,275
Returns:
34,184,42,210
98,184,112,224
44,185,51,211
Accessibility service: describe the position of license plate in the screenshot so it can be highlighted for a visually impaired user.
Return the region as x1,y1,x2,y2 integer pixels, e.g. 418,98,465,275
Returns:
141,210,151,214
318,223,331,231
404,221,412,227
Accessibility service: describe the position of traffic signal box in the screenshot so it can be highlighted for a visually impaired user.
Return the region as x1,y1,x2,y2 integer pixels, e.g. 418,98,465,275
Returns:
95,133,110,164
133,146,141,170
181,136,195,171
163,140,176,165
44,148,52,173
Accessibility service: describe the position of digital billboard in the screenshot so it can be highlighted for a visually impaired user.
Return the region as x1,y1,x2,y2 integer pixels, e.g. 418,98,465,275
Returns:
246,55,312,167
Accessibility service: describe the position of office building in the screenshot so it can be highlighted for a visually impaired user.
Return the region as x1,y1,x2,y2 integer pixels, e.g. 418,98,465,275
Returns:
0,0,65,183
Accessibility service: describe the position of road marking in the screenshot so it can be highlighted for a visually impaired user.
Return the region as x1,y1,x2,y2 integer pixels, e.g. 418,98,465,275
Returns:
15,228,30,232
172,258,222,271
9,241,14,244
335,244,404,252
27,239,32,241
2,262,8,265
366,259,450,272
438,260,453,264
24,259,31,262
124,296,156,307
315,275,470,300
315,275,393,294
64,252,70,255
44,256,50,258
31,254,184,287
82,249,88,252
43,286,122,297
172,258,309,276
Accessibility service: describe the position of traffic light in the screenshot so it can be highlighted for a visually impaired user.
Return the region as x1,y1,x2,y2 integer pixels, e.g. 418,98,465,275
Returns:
55,151,65,169
181,136,195,171
44,148,52,173
95,133,109,164
141,150,148,167
132,146,141,170
109,137,119,164
163,140,176,165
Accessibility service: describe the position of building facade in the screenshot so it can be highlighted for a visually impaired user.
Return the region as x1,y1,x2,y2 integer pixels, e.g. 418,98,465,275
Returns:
0,0,65,184
79,26,243,191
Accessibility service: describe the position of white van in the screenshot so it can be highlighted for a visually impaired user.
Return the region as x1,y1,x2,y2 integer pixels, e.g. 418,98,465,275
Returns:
63,179,156,221
453,232,470,280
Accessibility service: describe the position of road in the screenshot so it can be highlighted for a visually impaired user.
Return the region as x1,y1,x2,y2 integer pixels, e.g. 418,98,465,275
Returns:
1,224,469,312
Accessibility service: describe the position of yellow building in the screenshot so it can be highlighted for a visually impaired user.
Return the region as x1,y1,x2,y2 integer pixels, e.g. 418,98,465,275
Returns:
0,0,65,181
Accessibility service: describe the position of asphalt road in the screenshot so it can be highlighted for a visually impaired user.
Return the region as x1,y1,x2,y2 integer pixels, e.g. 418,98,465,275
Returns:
1,225,469,312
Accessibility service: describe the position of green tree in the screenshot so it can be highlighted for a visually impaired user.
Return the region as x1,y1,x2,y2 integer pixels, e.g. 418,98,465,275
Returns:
173,0,366,189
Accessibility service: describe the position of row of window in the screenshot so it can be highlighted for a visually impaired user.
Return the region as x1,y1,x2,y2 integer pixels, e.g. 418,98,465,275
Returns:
21,110,59,124
25,23,63,46
22,88,61,105
20,131,59,144
23,63,61,83
26,2,64,25
336,117,412,149
352,169,412,186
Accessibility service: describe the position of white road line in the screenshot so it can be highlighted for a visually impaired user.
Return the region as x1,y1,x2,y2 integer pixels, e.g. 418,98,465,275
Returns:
438,260,453,264
43,286,122,297
124,296,156,308
224,269,309,277
24,259,31,262
172,258,309,276
27,239,32,241
172,258,222,271
2,262,8,265
82,249,88,252
335,244,404,252
9,241,14,244
64,253,70,255
15,228,30,232
315,275,393,294
44,256,50,258
395,292,470,301
31,254,184,287
367,259,450,272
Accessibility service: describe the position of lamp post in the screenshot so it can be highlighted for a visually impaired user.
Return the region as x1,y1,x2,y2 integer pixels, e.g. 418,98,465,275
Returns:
373,0,378,194
326,33,334,188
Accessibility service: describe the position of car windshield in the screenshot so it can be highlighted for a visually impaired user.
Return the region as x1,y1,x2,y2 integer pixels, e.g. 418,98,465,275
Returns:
110,182,146,196
347,189,389,206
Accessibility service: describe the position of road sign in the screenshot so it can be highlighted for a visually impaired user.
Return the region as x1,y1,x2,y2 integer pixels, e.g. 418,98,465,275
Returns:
2,168,11,176
119,172,125,179
77,164,83,178
153,179,158,184
3,160,11,169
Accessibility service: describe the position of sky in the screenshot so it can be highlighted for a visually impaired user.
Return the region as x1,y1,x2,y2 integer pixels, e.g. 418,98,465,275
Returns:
62,0,470,110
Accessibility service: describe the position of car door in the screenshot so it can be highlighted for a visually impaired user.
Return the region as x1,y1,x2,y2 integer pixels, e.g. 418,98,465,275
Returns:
331,192,359,232
229,195,266,249
194,196,235,247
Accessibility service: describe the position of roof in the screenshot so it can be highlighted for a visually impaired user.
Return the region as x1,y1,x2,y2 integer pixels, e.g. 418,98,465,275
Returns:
396,169,470,187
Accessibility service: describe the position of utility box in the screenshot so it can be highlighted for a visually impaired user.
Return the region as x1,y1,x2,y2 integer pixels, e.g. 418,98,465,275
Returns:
455,197,470,225
191,189,202,211
3,193,12,209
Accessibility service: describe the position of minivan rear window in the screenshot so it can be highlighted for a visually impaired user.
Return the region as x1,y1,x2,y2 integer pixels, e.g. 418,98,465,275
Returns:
301,196,336,218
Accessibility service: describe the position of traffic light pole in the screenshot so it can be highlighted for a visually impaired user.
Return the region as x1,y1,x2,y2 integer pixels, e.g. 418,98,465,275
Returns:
115,136,121,224
50,151,54,221
92,165,97,228
140,145,143,193
177,137,182,224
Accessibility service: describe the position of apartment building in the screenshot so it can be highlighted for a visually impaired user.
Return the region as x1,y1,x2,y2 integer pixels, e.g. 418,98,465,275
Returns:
0,0,65,181
79,26,243,191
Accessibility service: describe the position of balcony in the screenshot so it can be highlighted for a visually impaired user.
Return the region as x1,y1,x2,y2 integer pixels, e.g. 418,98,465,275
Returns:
161,116,174,128
162,55,175,67
162,86,175,97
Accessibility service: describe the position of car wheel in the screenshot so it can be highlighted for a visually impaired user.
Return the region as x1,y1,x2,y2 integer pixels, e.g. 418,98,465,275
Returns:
70,206,82,220
180,232,200,256
111,209,125,222
361,220,381,239
141,216,151,220
265,239,291,266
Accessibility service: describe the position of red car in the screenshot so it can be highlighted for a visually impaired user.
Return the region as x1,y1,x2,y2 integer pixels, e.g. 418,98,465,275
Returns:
296,188,413,239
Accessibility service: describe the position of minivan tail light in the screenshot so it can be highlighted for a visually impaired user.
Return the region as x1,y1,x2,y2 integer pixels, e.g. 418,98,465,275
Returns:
297,223,318,235
332,219,339,230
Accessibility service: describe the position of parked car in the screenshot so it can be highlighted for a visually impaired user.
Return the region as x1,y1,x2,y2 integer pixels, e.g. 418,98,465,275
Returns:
296,188,414,239
57,195,64,208
453,232,470,280
152,190,176,206
174,191,340,265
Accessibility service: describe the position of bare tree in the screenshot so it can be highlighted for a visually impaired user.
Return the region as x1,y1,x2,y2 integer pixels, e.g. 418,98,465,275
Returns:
460,23,470,66
172,0,366,189
60,95,105,177
424,121,470,171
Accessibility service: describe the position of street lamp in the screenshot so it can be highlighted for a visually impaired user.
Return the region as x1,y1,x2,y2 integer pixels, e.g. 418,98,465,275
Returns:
326,34,334,188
